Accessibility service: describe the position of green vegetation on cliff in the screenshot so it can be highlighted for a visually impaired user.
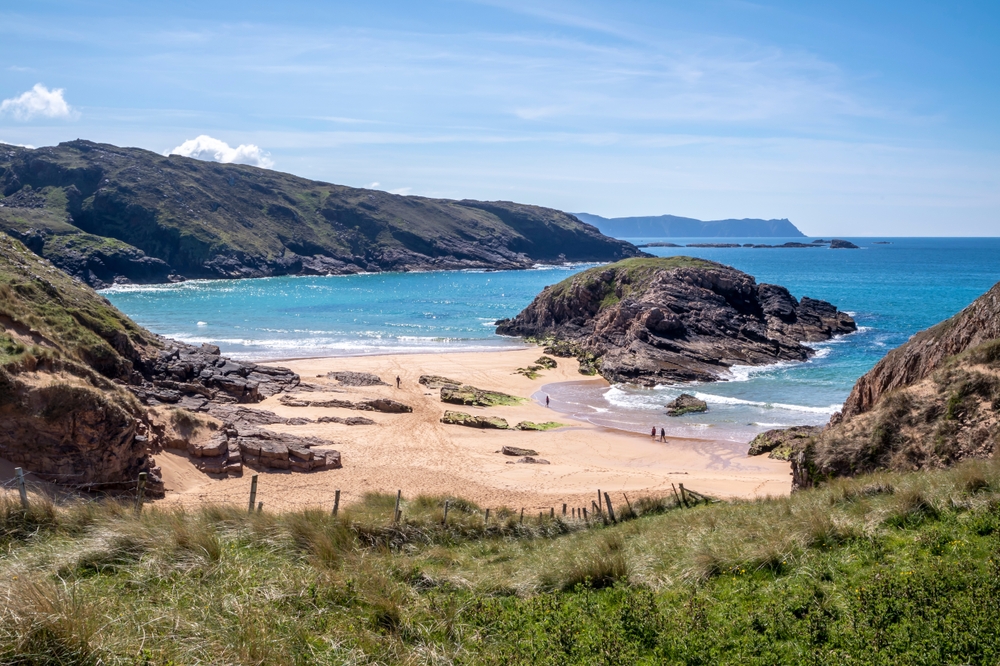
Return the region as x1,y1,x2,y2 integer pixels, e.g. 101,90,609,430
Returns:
0,141,642,287
0,232,156,376
5,462,1000,663
547,256,719,308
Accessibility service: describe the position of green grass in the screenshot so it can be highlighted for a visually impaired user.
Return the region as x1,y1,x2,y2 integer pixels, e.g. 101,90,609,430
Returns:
5,461,1000,663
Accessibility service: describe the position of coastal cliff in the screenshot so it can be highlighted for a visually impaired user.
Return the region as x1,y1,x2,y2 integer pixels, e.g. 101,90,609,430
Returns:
0,141,642,288
0,232,304,493
495,257,856,385
786,281,1000,488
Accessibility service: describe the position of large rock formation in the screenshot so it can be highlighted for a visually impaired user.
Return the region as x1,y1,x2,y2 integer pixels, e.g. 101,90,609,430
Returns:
789,282,1000,489
496,257,856,385
0,140,643,288
0,232,321,494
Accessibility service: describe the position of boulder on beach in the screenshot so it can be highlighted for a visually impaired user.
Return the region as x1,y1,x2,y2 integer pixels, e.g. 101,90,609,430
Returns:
440,385,525,407
666,394,708,417
502,445,538,456
746,426,821,460
327,371,386,386
441,410,509,429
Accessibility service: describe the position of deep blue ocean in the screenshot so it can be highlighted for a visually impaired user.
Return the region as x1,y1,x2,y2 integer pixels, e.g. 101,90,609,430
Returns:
103,238,1000,443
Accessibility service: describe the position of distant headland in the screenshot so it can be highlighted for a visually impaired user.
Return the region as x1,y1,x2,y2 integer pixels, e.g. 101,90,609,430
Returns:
573,212,805,238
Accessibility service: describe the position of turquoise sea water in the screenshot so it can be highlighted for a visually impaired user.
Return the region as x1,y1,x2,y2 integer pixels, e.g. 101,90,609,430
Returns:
104,238,1000,442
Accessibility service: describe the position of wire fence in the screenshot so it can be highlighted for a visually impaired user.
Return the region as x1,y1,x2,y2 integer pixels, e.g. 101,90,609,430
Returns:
1,467,714,529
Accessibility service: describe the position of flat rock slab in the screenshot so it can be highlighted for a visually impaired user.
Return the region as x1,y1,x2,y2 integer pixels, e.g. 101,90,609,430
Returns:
279,395,412,413
502,445,539,456
666,394,708,417
441,385,525,407
441,410,509,429
327,371,386,386
516,456,550,464
419,374,462,389
317,415,376,425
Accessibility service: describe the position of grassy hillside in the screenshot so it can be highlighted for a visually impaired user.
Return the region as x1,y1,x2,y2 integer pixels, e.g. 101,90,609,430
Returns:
4,461,1000,664
0,141,642,287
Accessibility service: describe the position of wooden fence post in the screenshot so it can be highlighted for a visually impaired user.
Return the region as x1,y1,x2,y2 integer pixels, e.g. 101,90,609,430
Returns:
671,483,681,507
519,508,524,524
603,492,617,524
623,493,633,516
393,490,402,523
597,489,602,514
332,489,341,517
248,474,258,513
550,507,554,518
562,503,567,516
14,468,28,510
134,472,147,514
443,499,450,525
583,507,589,522
257,501,263,513
484,508,490,525
679,483,690,508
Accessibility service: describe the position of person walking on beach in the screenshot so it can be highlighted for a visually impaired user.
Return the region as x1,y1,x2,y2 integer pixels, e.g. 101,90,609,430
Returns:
396,375,401,389
545,395,550,407
651,426,657,440
660,427,666,442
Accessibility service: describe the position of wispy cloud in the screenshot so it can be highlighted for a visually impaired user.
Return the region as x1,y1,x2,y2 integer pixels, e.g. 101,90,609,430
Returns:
0,84,75,121
167,135,274,168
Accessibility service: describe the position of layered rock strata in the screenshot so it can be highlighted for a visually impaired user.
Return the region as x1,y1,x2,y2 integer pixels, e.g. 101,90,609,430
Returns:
497,257,856,385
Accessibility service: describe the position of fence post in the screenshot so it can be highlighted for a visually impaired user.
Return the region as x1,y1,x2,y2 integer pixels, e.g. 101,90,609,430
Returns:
562,503,567,516
257,501,263,513
15,468,28,509
393,490,402,523
519,508,524,524
550,507,554,518
443,500,450,525
671,483,682,507
623,493,633,517
679,483,690,508
583,507,589,522
484,508,490,525
248,474,258,513
597,489,602,514
332,489,341,517
603,492,617,524
134,472,147,514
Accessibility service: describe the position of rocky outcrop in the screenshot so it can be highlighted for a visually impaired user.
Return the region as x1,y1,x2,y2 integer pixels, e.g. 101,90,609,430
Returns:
829,239,860,249
665,394,708,416
0,140,643,287
189,427,340,475
788,282,1000,489
278,394,412,413
441,411,509,429
440,385,525,407
746,426,821,460
419,375,461,389
327,371,386,387
496,257,856,385
131,342,299,411
501,446,538,456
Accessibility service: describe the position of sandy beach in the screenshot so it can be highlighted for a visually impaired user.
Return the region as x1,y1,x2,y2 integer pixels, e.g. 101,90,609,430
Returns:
155,347,792,512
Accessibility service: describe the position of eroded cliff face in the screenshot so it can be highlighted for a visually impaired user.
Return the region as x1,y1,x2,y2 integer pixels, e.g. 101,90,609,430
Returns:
496,257,856,385
0,233,303,493
787,282,1000,489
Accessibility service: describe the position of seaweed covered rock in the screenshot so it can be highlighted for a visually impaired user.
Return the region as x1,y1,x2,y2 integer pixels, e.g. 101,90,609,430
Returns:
747,426,821,460
440,385,525,407
497,257,855,385
665,394,708,417
441,411,509,429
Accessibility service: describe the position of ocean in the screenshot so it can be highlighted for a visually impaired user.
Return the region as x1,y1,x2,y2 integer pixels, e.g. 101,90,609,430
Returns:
103,237,1000,443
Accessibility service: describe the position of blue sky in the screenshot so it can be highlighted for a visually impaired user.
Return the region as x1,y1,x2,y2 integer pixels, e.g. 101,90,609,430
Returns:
1,0,998,235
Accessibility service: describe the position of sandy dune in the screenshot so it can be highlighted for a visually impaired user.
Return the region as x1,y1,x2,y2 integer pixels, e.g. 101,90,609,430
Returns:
156,347,792,513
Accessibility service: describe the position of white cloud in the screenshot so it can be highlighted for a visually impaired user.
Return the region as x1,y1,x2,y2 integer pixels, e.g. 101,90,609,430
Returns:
367,181,380,188
0,84,74,121
167,135,274,168
388,187,412,195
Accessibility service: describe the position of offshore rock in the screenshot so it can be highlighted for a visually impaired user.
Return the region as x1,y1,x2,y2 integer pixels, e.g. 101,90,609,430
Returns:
665,394,708,417
496,257,856,385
